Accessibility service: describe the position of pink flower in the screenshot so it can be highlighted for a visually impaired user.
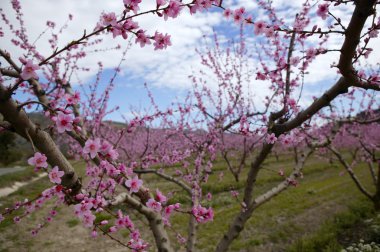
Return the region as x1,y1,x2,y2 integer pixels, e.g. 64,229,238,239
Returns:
192,205,214,223
153,32,171,50
317,4,329,20
163,205,175,217
256,72,267,80
28,152,48,169
74,201,93,217
163,0,182,20
82,212,96,228
306,47,317,60
290,57,300,66
109,226,117,233
0,214,4,223
13,216,21,223
155,189,167,203
146,198,162,212
125,176,143,193
264,27,275,37
206,192,212,201
91,230,98,238
20,59,39,80
49,166,64,184
83,138,101,159
223,9,232,19
135,30,151,48
266,133,277,144
56,112,73,133
65,91,80,105
233,7,245,23
157,0,167,7
369,29,379,38
101,12,117,26
105,148,119,160
231,190,239,198
254,21,266,35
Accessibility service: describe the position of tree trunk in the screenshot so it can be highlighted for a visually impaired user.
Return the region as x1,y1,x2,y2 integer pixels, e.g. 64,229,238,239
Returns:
186,215,197,252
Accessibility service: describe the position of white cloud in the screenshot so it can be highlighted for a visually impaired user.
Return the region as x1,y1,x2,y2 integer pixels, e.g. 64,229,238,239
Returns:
0,0,222,88
1,0,378,114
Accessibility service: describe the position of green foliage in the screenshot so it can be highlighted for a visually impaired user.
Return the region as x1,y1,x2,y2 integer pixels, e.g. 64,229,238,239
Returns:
287,201,376,252
0,130,19,165
66,219,80,228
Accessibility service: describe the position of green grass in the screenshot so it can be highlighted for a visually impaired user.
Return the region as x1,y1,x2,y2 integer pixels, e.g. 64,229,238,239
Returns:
66,219,80,228
0,154,378,251
287,200,379,252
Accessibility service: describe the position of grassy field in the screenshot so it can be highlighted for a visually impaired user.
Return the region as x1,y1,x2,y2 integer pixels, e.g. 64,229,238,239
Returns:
0,154,379,252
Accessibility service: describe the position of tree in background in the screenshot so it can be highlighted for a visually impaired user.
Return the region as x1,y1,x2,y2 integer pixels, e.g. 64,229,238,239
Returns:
0,129,18,165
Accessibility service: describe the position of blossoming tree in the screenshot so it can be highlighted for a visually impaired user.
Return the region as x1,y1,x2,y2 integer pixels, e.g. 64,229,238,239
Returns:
0,0,379,251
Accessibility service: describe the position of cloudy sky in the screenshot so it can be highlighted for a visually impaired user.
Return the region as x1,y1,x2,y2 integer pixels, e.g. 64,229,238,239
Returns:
1,0,378,121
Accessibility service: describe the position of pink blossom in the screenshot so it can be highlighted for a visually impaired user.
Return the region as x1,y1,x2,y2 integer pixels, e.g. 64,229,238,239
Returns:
65,91,80,105
153,32,171,50
125,176,143,193
163,205,176,217
206,192,212,201
105,164,120,177
135,30,151,48
56,112,73,133
264,27,275,37
369,29,379,38
233,8,245,23
266,133,277,144
317,4,329,20
290,57,300,66
129,239,148,251
116,210,135,229
13,216,21,223
192,205,214,223
155,189,167,203
163,0,182,20
124,0,142,11
20,59,39,80
231,190,239,198
83,138,101,159
157,0,167,7
74,201,93,217
176,234,187,244
101,12,117,26
105,148,119,160
109,226,117,233
306,47,317,60
0,214,4,223
223,9,232,19
28,152,48,169
256,72,267,80
146,198,162,212
254,21,266,35
49,166,64,184
82,212,96,227
91,230,98,238
130,230,140,240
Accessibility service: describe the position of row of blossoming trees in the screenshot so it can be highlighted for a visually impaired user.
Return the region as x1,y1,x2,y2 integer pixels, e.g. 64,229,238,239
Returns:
0,0,380,251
